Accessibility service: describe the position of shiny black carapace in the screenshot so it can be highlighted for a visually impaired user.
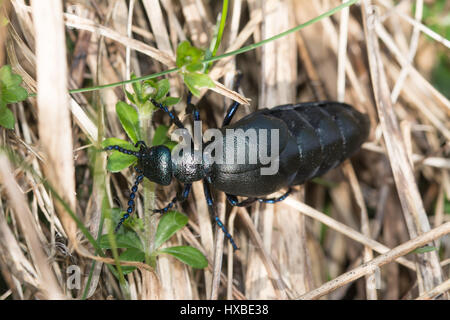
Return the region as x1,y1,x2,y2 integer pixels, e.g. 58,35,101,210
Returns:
106,94,370,251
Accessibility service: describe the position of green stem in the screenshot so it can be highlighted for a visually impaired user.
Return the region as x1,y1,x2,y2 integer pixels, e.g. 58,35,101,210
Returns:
212,0,229,57
137,100,157,268
26,0,358,98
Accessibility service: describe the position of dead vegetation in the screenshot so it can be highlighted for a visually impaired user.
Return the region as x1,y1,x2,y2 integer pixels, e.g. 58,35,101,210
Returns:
0,0,449,300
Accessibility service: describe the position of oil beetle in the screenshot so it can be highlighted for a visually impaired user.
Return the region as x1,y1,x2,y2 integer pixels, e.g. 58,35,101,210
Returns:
105,82,370,251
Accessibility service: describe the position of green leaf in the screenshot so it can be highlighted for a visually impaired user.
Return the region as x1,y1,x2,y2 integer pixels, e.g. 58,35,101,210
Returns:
118,248,146,275
106,152,136,172
99,229,143,251
131,74,143,103
186,63,204,73
0,65,28,128
152,124,177,151
155,79,170,101
158,246,208,269
176,41,205,69
0,65,22,87
152,125,170,146
183,72,215,97
0,107,15,129
102,137,136,149
116,101,140,143
164,140,177,151
125,89,136,104
163,96,181,106
103,138,138,172
410,246,438,254
2,86,28,104
154,211,188,249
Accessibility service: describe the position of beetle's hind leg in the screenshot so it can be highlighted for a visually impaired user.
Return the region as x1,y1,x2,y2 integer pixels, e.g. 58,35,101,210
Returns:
258,188,292,204
203,180,239,251
222,72,243,127
153,183,192,214
226,188,292,207
225,194,257,207
186,92,201,121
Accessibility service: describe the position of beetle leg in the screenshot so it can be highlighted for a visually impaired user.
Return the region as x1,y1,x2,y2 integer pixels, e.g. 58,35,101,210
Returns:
187,92,201,121
222,72,243,127
114,173,144,232
222,101,240,127
153,183,192,214
203,180,239,251
258,188,292,204
225,194,257,207
226,188,292,207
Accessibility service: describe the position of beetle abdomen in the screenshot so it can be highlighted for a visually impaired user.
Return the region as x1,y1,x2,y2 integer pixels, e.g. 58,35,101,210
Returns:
266,101,370,185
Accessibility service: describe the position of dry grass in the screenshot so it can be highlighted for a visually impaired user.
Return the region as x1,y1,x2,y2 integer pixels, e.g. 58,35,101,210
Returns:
0,0,449,300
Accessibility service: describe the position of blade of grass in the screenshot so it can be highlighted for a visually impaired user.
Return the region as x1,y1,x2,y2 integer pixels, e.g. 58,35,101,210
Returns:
26,0,358,97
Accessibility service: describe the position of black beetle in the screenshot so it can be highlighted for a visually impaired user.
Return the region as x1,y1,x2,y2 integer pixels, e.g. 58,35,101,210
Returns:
105,89,370,251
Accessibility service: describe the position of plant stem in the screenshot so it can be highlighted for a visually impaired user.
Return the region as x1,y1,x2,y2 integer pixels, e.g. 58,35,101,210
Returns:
212,0,229,57
26,0,358,98
138,100,157,268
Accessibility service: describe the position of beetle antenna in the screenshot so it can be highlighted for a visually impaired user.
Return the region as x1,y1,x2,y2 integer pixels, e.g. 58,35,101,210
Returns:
104,145,141,158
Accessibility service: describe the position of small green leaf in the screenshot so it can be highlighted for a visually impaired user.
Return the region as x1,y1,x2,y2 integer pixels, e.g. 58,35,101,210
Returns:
99,229,143,251
0,108,15,129
118,248,146,274
410,246,438,254
103,138,138,172
164,140,177,151
183,72,215,97
186,63,204,73
158,246,208,269
125,89,136,104
144,79,157,88
116,101,140,143
106,152,137,172
152,125,170,146
2,86,28,104
131,74,143,103
0,65,28,129
163,96,181,106
155,79,170,101
176,41,205,69
154,211,188,249
102,137,136,149
0,65,21,87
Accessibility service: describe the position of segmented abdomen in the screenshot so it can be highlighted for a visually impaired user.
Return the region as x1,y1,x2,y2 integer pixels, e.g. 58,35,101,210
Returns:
265,101,370,185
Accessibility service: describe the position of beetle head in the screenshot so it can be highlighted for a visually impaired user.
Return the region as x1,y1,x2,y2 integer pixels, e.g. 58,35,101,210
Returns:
138,145,172,186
